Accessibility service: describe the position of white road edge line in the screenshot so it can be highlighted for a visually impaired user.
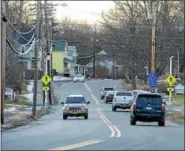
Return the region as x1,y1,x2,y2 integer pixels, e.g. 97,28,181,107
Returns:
50,140,103,150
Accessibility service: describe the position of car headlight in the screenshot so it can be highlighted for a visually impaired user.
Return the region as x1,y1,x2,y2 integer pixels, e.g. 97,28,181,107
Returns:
65,106,69,110
129,100,133,104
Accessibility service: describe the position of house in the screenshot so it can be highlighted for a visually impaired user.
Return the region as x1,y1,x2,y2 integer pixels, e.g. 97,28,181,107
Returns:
52,40,77,77
8,24,41,70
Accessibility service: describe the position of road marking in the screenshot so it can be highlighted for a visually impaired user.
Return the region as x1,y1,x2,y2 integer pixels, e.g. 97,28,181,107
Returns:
97,108,116,137
51,140,103,150
84,83,121,138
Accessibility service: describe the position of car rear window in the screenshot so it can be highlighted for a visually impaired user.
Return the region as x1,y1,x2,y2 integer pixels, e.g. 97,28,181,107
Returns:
104,88,114,91
116,92,133,96
66,97,86,104
136,95,162,105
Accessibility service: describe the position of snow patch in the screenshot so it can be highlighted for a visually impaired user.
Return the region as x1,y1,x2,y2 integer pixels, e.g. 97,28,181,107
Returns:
23,82,34,102
4,107,17,113
53,76,72,81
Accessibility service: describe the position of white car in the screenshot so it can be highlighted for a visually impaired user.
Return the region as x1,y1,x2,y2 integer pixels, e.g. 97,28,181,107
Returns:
112,91,134,111
73,74,85,82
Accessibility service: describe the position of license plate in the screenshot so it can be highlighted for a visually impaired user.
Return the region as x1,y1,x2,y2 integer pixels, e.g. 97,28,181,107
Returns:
121,104,127,107
146,107,152,110
73,112,78,114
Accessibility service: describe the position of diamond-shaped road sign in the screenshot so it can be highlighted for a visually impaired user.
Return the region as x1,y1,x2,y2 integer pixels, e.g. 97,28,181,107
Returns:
165,74,176,86
42,86,50,91
167,87,174,92
41,74,51,85
148,72,158,87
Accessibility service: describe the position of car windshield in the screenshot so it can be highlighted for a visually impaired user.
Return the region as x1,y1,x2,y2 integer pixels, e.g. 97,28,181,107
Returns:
104,88,114,91
75,74,82,77
136,95,162,105
107,91,115,95
65,97,86,104
116,92,133,96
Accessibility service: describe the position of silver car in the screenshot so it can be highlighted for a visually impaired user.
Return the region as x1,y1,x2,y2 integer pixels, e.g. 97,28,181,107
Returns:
61,95,90,120
112,91,134,111
73,74,85,82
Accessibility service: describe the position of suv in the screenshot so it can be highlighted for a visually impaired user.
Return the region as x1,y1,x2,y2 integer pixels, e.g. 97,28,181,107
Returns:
104,91,115,103
61,95,90,120
112,91,134,111
130,93,166,126
101,87,114,99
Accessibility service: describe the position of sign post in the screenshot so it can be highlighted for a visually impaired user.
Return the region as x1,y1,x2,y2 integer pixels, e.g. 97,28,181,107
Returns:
165,74,176,105
148,72,158,93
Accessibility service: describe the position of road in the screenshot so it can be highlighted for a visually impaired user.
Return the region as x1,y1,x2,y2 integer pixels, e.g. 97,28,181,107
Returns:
2,80,184,150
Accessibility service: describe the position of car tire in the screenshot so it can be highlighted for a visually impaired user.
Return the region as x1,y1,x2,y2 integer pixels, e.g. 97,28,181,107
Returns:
158,119,165,126
130,116,136,125
84,114,88,119
63,115,67,120
112,106,116,112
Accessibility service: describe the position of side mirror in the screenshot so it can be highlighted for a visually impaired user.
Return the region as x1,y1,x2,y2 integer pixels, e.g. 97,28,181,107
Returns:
86,101,90,104
61,102,64,105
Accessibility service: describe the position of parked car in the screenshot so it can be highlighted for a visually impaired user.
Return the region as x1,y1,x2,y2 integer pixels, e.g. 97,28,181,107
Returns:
101,87,114,99
130,93,166,126
73,74,85,82
104,91,115,103
61,95,90,120
112,91,134,111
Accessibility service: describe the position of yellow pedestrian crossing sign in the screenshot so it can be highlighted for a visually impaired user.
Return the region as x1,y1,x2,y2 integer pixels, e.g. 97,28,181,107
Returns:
165,74,176,86
42,86,50,91
41,74,51,85
167,87,174,92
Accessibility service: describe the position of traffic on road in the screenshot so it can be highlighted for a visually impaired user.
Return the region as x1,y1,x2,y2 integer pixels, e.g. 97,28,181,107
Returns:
2,80,184,150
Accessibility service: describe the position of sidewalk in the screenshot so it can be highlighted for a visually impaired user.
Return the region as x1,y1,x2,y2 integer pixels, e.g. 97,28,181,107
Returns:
2,81,57,131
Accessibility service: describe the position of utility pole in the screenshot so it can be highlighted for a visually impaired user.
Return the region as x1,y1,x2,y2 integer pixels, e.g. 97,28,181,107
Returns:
92,24,97,78
44,0,52,105
177,51,180,78
1,0,7,124
32,1,41,117
150,0,157,93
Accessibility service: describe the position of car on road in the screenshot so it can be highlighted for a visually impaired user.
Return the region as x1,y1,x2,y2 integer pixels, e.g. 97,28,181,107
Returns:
112,91,134,111
101,87,114,99
104,91,115,103
130,93,166,126
73,74,85,82
61,95,90,120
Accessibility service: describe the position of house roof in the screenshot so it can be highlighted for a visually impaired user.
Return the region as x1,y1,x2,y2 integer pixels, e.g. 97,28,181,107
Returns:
8,25,35,45
52,40,68,51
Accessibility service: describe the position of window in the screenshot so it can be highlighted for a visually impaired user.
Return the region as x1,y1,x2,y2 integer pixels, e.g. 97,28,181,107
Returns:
136,95,162,105
65,97,86,104
116,92,133,96
104,88,114,91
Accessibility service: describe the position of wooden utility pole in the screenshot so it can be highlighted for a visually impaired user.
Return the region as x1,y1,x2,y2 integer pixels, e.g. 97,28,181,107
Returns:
44,0,52,105
92,24,97,78
1,0,7,124
32,1,41,117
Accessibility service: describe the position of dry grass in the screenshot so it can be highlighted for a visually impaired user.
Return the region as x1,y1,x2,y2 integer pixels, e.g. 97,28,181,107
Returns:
5,95,32,106
172,95,184,106
166,110,184,125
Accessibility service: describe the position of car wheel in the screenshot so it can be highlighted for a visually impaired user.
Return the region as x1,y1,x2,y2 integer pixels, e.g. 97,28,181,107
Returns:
63,115,67,120
130,116,136,125
84,114,88,119
158,119,165,126
112,106,116,112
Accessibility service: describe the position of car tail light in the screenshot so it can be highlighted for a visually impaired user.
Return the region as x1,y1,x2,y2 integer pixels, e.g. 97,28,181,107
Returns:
132,103,136,109
162,104,165,110
114,98,116,102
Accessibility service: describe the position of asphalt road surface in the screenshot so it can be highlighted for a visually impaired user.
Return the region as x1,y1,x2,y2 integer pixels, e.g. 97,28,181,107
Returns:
2,79,184,150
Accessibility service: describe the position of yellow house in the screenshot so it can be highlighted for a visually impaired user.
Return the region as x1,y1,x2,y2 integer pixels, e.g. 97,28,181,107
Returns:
52,40,69,74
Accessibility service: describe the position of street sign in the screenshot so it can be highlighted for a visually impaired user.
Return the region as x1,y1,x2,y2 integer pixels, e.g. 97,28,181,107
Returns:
167,87,174,92
148,72,158,87
42,86,50,91
41,74,51,85
165,74,176,86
